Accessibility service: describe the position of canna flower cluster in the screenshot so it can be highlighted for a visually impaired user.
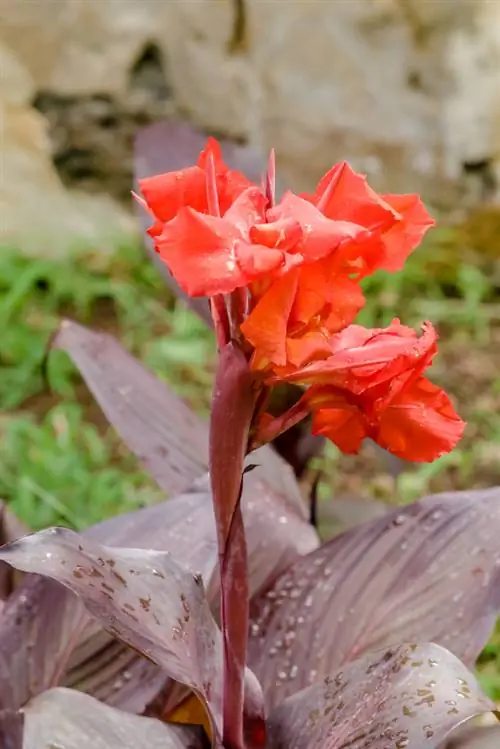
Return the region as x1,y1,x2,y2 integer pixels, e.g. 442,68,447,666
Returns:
136,138,464,463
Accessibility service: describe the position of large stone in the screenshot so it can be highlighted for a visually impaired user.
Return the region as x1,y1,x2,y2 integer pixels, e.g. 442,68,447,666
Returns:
0,39,135,255
1,0,500,253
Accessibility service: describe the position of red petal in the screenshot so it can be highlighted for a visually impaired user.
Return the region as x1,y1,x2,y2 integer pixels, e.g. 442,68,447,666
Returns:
285,332,332,369
327,231,388,279
267,192,367,262
249,218,304,253
198,137,253,215
225,188,272,237
154,209,243,295
379,194,436,271
278,320,437,392
308,162,399,231
153,186,283,296
242,270,300,368
310,390,368,454
154,209,279,297
304,164,434,278
139,165,207,222
197,137,225,170
290,259,365,333
375,377,465,461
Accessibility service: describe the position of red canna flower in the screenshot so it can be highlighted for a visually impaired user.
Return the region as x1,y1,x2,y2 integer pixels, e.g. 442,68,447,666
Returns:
308,375,465,462
138,141,435,367
240,169,435,371
140,159,367,300
258,320,464,462
136,137,463,463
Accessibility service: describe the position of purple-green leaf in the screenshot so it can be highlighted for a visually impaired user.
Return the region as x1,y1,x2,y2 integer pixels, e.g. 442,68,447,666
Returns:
0,709,23,749
446,724,500,748
249,488,500,708
0,470,316,715
0,320,315,718
267,643,493,749
0,487,217,713
22,687,204,749
0,527,224,736
0,575,90,712
51,319,309,511
52,320,209,497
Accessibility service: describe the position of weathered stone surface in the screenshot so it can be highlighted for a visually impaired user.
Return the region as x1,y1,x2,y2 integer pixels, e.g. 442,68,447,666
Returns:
0,39,136,255
1,0,500,252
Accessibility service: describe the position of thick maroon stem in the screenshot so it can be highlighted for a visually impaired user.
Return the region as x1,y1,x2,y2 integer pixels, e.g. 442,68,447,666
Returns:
209,343,259,749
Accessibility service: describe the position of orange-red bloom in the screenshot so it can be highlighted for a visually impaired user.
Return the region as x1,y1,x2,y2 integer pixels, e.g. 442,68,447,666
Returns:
240,168,434,371
262,320,464,462
138,142,435,368
137,138,462,463
308,376,464,462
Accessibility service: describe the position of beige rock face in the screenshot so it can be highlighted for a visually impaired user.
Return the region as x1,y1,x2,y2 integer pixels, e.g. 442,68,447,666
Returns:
1,0,500,252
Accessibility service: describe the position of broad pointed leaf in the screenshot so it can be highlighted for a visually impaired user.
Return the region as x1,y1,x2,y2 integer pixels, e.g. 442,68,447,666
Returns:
51,319,308,513
317,496,390,539
22,687,204,749
0,488,215,713
2,320,316,716
0,575,90,712
249,488,500,708
0,709,23,749
0,472,317,714
267,643,493,749
0,528,224,736
52,320,208,497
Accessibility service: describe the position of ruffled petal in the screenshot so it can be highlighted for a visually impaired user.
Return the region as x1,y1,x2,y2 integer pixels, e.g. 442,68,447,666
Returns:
303,163,435,278
290,259,365,333
379,193,436,272
139,138,253,226
375,377,465,461
154,208,283,297
309,387,369,454
266,192,367,261
285,332,332,369
223,186,268,235
242,270,300,368
198,137,253,215
307,162,399,230
139,165,207,223
276,320,438,391
249,218,304,253
307,376,464,461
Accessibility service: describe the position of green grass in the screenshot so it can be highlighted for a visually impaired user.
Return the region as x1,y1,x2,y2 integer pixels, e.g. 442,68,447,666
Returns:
0,242,214,529
0,212,499,697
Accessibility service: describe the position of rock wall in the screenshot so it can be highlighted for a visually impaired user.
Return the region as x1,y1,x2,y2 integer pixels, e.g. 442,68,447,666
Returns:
1,0,500,253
